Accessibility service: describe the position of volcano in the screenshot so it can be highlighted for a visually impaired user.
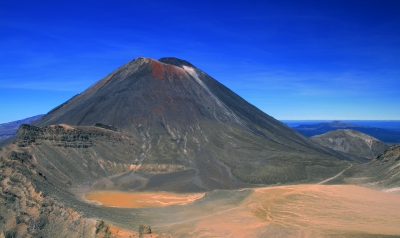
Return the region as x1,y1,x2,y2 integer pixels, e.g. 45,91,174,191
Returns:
0,57,367,237
29,57,349,191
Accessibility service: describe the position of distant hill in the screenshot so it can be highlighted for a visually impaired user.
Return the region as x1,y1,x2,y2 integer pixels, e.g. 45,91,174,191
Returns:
311,129,389,162
292,120,400,144
0,115,44,141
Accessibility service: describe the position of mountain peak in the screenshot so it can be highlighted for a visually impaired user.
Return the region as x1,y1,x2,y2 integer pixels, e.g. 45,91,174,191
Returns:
159,57,195,68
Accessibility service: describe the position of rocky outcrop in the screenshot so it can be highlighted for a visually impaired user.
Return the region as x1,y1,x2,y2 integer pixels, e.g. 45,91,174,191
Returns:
0,115,44,142
94,123,118,131
0,149,97,237
16,124,122,148
138,225,152,237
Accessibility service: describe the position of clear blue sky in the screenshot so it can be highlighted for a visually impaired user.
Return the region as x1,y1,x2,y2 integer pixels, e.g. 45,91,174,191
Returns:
1,0,399,123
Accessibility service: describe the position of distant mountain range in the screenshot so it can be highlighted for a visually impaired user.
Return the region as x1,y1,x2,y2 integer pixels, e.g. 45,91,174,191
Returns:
0,115,44,142
284,120,400,144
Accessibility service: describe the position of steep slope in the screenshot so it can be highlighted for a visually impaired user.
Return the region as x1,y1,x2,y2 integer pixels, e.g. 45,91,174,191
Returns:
351,145,400,189
0,149,96,237
311,129,389,161
28,57,350,190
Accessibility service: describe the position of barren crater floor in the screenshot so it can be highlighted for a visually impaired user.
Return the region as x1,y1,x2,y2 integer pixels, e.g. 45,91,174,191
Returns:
81,185,400,237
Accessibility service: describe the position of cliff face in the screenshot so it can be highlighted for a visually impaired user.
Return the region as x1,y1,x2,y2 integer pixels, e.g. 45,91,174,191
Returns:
13,124,139,186
0,115,44,142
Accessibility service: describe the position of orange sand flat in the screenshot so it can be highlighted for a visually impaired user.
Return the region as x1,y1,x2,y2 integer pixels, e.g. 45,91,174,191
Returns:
164,185,400,237
246,185,400,236
85,191,205,208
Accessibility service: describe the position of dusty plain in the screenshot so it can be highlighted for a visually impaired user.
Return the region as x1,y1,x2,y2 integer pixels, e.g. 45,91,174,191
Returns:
83,184,400,237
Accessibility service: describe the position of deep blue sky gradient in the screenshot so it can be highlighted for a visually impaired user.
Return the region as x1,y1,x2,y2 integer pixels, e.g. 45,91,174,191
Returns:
1,0,399,123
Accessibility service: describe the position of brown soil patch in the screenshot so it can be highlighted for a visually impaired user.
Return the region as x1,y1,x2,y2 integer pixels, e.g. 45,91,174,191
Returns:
151,60,164,79
85,191,205,208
